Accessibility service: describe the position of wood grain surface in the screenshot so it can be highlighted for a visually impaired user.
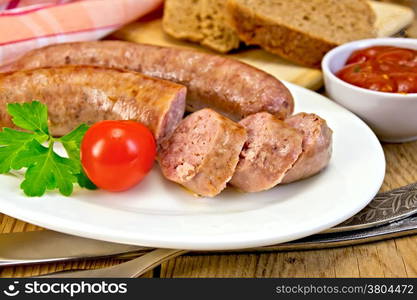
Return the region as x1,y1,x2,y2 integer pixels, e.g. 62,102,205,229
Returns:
1,1,417,279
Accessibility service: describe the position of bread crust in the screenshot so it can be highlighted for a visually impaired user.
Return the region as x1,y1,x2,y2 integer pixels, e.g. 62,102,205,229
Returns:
162,0,240,53
227,0,376,68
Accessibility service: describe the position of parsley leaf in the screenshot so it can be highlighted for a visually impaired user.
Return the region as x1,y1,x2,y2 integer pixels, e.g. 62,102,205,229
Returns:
75,172,97,190
18,140,78,196
0,101,94,197
0,128,35,173
60,124,96,190
7,101,49,138
60,124,89,160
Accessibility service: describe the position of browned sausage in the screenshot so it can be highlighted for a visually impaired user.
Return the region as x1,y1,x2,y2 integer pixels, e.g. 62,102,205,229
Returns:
0,66,186,144
159,108,247,197
282,113,333,183
230,112,303,192
7,41,294,120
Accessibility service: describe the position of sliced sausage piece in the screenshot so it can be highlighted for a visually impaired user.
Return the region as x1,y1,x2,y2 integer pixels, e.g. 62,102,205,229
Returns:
0,66,186,144
230,112,303,192
159,108,247,197
7,41,294,120
282,113,333,183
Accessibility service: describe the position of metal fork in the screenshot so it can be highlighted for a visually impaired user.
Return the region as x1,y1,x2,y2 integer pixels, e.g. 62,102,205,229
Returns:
39,249,186,278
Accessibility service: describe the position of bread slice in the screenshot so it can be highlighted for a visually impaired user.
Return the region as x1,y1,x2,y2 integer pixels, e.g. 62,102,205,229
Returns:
162,0,203,43
227,0,377,67
163,0,240,53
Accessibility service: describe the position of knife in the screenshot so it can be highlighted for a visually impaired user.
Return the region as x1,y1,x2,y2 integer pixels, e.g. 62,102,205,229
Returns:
1,182,417,266
34,216,417,278
325,182,417,233
2,215,417,267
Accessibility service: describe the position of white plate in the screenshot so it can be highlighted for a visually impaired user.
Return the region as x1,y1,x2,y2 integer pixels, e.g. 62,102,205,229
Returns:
0,82,385,250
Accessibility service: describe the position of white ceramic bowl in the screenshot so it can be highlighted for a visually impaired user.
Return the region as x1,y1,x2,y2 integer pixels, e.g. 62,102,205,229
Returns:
322,38,417,143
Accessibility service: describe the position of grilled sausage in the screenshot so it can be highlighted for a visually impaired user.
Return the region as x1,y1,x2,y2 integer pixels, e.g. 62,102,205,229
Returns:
7,41,294,120
282,113,333,183
159,108,247,197
230,112,303,192
0,66,186,144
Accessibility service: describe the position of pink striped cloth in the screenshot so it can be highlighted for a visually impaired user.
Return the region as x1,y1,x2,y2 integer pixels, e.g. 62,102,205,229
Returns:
0,0,163,67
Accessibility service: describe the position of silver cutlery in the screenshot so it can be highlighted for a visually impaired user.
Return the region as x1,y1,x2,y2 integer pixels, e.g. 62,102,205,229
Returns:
257,215,417,252
0,230,147,267
24,216,417,277
325,182,417,233
1,182,417,276
39,249,186,278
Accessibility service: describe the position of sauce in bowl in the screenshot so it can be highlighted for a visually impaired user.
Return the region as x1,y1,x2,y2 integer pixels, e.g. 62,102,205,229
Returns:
336,46,417,94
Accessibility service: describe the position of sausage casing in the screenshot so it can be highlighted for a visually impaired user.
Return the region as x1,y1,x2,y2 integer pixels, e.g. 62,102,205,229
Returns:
7,41,294,120
0,66,186,144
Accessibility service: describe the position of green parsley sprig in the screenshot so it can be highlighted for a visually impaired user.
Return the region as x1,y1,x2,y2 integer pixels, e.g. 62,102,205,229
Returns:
0,101,96,196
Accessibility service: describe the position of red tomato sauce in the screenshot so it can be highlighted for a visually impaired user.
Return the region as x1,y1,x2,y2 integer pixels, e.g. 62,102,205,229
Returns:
336,46,417,94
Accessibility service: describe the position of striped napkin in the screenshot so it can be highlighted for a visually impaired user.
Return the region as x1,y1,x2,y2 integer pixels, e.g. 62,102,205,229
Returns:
0,0,163,67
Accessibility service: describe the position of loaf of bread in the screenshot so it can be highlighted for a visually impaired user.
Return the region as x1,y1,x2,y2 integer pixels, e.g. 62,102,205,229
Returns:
227,0,377,67
162,0,240,53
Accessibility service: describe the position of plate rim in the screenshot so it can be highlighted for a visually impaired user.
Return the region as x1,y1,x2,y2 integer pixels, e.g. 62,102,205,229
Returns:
0,81,386,250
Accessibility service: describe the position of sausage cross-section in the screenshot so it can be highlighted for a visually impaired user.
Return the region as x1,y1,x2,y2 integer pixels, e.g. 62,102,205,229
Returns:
7,41,294,120
159,108,247,197
230,112,303,192
0,66,186,144
282,113,333,183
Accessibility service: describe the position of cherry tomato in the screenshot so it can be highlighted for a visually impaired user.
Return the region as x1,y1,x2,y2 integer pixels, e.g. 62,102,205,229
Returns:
81,120,156,192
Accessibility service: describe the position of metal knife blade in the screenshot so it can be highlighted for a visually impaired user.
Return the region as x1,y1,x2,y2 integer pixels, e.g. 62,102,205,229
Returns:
2,214,417,267
115,215,417,257
1,182,417,266
326,182,417,233
0,230,146,266
256,215,417,252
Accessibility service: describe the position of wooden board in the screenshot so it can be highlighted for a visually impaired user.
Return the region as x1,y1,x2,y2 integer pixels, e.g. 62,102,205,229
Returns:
112,1,415,90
